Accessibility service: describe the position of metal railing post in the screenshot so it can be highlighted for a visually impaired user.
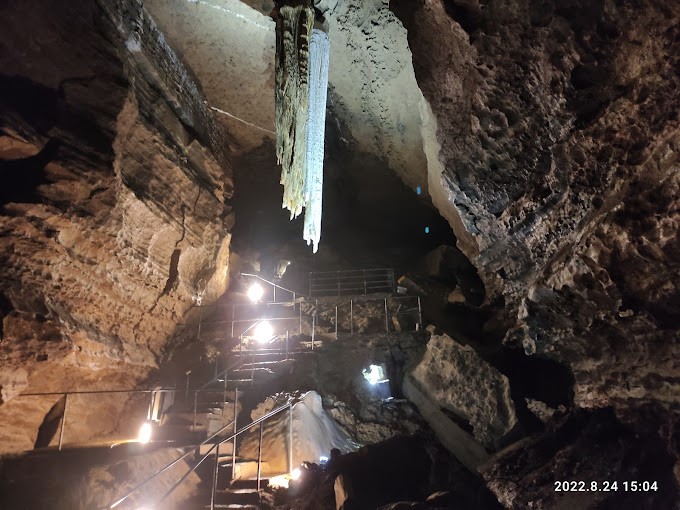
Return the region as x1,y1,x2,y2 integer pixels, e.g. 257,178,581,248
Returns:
335,305,339,339
210,442,220,510
222,368,228,414
251,349,255,385
147,391,154,421
193,391,198,430
231,305,235,339
289,402,294,472
384,298,389,332
286,330,289,360
257,421,264,491
299,305,302,335
231,388,238,481
273,285,277,302
58,392,68,451
185,371,191,402
350,300,353,334
311,315,315,350
417,296,423,330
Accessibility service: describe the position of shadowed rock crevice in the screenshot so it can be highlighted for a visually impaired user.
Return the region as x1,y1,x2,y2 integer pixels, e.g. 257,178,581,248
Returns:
33,395,66,449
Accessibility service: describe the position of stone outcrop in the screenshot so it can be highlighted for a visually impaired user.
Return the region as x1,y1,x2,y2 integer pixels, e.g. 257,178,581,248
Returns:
411,333,517,449
392,0,679,502
0,0,233,452
238,391,358,475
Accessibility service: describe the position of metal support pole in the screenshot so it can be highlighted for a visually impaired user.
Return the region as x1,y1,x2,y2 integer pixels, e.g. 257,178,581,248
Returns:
384,298,389,333
289,402,294,472
311,315,315,351
273,285,277,302
210,443,220,510
286,330,289,360
185,371,191,403
231,388,238,481
193,390,198,430
350,300,353,334
58,393,68,451
335,306,339,339
147,391,154,421
299,305,302,335
363,269,367,294
251,349,255,385
257,421,264,491
417,296,423,330
231,305,235,339
222,368,228,414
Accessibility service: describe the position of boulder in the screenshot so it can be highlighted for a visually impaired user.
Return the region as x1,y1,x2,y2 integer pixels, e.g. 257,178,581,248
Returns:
410,334,517,449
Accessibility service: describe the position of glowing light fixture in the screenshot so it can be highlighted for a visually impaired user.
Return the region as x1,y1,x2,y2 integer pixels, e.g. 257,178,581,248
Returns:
253,321,274,344
247,283,265,303
362,364,386,386
138,422,152,444
319,455,329,463
291,467,302,480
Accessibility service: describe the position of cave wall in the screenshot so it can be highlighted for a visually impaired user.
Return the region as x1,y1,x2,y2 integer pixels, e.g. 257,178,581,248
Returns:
0,0,233,452
392,0,679,504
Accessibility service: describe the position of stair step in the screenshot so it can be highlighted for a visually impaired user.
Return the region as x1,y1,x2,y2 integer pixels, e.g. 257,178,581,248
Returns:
214,489,261,505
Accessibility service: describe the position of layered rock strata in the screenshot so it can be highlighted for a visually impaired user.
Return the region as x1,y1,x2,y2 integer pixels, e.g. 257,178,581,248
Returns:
0,0,233,452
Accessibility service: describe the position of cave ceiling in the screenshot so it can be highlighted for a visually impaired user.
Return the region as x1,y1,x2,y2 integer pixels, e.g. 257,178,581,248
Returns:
144,0,430,190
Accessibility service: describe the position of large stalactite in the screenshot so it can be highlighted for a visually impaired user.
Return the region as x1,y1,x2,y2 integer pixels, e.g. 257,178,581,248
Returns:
275,1,329,253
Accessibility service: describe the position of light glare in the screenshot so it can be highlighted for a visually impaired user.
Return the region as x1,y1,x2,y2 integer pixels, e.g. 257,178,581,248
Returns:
363,364,384,385
247,283,264,303
291,467,301,480
138,422,152,444
253,321,274,344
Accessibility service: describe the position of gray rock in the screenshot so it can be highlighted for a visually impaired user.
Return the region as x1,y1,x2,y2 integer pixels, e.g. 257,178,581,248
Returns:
411,333,517,449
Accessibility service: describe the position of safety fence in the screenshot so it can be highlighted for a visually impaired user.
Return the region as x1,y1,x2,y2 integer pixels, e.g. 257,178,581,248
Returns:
308,268,395,297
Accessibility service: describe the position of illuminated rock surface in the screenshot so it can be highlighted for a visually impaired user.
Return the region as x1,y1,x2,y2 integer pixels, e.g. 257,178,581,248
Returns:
0,0,678,508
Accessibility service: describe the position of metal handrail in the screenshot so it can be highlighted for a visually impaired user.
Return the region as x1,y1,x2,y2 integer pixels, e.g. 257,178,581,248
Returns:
107,410,237,509
148,401,294,510
241,272,307,302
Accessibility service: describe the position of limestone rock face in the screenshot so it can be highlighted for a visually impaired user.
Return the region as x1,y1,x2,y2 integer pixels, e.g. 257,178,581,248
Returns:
0,0,233,452
411,333,517,449
392,0,679,502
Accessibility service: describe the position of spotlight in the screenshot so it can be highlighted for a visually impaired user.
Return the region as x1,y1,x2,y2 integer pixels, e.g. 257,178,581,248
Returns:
138,422,152,444
363,364,385,385
253,321,274,344
247,283,264,303
291,467,301,480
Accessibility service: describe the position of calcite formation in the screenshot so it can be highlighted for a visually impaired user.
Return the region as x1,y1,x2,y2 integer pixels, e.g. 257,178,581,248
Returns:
275,2,330,252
